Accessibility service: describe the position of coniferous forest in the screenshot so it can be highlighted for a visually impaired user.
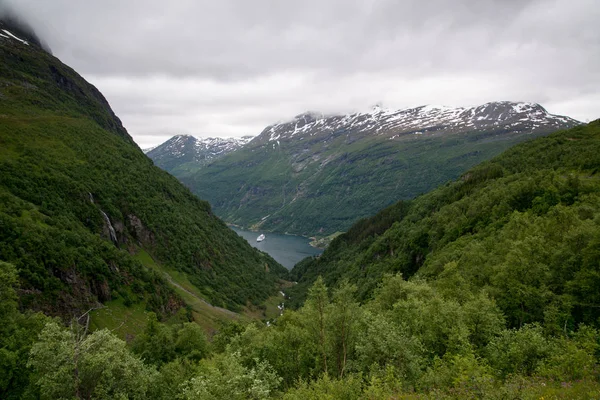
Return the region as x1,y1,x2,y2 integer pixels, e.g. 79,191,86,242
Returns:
2,10,600,400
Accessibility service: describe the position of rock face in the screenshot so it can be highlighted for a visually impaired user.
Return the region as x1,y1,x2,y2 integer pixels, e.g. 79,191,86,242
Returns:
181,102,580,237
146,134,254,174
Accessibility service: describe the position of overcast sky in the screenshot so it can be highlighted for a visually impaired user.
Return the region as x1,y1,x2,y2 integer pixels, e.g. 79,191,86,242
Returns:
2,0,599,147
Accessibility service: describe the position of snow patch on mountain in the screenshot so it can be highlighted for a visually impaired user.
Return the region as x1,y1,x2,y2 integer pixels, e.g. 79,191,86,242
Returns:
1,29,29,45
146,134,254,169
260,102,580,143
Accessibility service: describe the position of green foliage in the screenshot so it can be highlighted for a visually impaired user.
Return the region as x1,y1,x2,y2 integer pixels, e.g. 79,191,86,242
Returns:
227,314,317,387
417,352,494,394
179,351,282,400
211,321,247,353
304,277,331,375
291,121,600,331
131,313,176,366
174,322,210,362
486,324,551,378
148,359,198,400
28,321,156,399
354,310,424,385
0,266,594,399
537,326,600,382
233,277,600,398
132,313,210,366
0,261,18,332
0,262,48,399
283,373,364,400
0,31,288,319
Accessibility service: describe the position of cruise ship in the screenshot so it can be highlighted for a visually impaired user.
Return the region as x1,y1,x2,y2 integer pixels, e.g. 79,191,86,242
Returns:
256,234,265,242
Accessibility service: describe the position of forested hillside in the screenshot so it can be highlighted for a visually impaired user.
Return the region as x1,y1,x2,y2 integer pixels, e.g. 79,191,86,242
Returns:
1,13,598,400
2,57,598,399
0,19,287,322
291,120,600,329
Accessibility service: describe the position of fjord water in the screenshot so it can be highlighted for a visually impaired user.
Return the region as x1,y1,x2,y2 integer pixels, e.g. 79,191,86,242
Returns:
231,227,323,270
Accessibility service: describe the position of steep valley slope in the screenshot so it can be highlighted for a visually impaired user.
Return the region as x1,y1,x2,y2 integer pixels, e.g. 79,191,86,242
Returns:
0,18,287,327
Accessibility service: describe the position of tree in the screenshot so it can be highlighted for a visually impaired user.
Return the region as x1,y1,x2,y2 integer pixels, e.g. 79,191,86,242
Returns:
282,373,363,400
131,312,175,366
328,280,360,378
303,277,330,375
180,352,281,400
28,321,155,399
485,324,550,378
0,261,47,399
174,322,210,362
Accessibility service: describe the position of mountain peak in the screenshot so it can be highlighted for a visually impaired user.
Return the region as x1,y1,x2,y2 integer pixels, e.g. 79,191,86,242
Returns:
146,134,254,172
170,134,197,142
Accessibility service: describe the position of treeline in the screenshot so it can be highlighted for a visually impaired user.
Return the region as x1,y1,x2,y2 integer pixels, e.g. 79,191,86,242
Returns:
2,261,599,399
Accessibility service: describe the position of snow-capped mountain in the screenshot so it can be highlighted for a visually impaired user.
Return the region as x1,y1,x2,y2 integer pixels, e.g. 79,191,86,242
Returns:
181,101,580,237
146,134,254,174
260,101,579,143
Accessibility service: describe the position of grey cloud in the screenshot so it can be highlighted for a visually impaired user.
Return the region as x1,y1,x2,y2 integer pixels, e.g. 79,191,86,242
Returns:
5,0,557,79
3,0,599,147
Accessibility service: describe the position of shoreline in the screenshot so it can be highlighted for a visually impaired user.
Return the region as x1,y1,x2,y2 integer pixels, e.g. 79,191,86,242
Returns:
227,223,331,250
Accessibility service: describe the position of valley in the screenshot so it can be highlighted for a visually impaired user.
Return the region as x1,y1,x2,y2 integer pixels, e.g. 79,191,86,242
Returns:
1,5,599,400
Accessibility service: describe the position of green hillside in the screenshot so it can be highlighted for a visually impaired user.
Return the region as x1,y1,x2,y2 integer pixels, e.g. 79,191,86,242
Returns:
1,18,598,400
2,47,597,398
290,121,600,328
182,106,578,237
0,24,287,323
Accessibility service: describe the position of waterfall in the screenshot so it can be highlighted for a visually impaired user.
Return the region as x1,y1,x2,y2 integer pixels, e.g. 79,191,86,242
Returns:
101,211,117,244
89,192,94,203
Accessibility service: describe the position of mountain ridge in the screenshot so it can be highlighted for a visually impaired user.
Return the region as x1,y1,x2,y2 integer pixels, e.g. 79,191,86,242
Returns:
146,134,254,174
180,101,580,237
260,101,578,142
0,14,52,53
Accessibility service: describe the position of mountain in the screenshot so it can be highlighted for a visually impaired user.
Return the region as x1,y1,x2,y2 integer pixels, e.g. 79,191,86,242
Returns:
180,102,580,237
146,134,254,175
1,15,597,400
0,14,52,53
289,120,600,327
0,18,287,324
